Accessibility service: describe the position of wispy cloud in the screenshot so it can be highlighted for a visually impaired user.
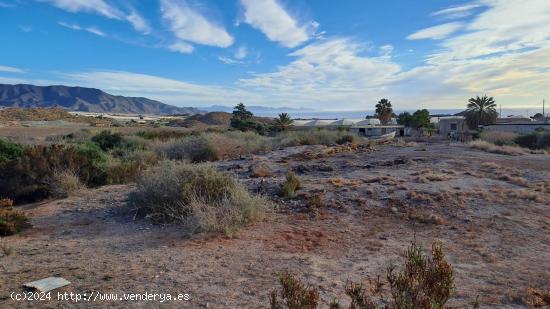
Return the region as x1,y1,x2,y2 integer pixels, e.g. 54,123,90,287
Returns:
431,3,480,19
40,0,151,34
19,25,33,32
407,22,464,40
40,0,123,19
58,21,106,37
55,70,259,106
240,0,310,48
168,42,194,54
160,0,233,52
0,65,25,73
0,1,17,8
234,46,247,59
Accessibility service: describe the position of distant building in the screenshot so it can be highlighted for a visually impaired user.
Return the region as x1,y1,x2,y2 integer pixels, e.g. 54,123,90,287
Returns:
434,116,468,136
349,119,404,137
496,116,532,124
484,123,550,134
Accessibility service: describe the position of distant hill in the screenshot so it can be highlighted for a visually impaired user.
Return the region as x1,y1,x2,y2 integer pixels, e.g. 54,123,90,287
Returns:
0,84,200,115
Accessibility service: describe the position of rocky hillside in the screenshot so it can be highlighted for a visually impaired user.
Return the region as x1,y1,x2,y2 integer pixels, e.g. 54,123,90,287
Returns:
0,84,200,115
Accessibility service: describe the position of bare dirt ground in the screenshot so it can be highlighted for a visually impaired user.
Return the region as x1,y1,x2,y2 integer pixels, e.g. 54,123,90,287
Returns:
1,141,549,308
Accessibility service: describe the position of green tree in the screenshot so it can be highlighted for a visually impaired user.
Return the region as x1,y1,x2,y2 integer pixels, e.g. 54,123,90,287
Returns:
375,98,393,124
230,103,256,131
273,113,294,131
465,95,497,129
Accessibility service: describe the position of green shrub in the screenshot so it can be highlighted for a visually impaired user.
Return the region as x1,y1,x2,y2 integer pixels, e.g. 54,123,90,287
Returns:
0,139,23,165
515,130,550,149
135,130,190,141
0,198,31,236
91,130,124,151
128,161,268,234
280,171,301,198
0,144,107,203
387,241,454,309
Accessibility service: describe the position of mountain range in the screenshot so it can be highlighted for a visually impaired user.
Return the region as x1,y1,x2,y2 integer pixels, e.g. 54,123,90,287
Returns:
0,84,200,115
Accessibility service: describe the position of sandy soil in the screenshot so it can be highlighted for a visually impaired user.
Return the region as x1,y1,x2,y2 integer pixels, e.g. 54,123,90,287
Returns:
1,142,549,308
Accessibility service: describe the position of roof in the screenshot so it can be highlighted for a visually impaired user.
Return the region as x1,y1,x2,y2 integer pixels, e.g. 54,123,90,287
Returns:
328,119,361,126
303,119,332,126
354,118,381,126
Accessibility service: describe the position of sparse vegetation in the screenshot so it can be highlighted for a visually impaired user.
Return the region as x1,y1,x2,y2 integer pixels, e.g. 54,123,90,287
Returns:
128,161,268,234
280,171,301,198
269,241,454,308
0,198,31,236
469,140,526,156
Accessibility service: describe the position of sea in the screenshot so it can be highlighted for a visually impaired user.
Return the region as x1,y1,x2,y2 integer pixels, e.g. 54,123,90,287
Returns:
251,108,545,119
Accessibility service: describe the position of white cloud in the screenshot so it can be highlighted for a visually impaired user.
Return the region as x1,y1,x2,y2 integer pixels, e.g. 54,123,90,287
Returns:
40,0,123,19
407,22,464,40
235,46,247,59
85,26,105,37
127,10,151,34
240,0,309,48
55,70,259,106
58,21,81,30
238,38,401,107
160,0,233,51
41,0,151,35
431,3,480,19
218,56,243,65
59,22,106,37
0,65,25,73
168,42,194,54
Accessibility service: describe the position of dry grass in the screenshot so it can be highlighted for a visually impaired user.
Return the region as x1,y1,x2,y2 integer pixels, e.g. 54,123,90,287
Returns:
0,198,32,236
480,131,519,144
52,169,85,198
128,161,268,235
249,163,272,178
328,178,362,188
469,140,526,156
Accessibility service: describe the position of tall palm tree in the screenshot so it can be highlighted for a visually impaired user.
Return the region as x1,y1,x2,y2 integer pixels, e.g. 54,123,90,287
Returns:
273,113,294,131
375,98,393,124
465,96,497,128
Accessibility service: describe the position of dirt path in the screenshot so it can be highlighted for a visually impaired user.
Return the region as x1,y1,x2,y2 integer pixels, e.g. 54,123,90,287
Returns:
1,142,549,308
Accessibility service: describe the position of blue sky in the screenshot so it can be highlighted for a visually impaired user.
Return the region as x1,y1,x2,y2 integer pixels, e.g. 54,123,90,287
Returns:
1,0,549,110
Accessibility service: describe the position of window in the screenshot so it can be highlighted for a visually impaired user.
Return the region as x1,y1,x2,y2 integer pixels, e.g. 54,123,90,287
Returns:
450,123,458,131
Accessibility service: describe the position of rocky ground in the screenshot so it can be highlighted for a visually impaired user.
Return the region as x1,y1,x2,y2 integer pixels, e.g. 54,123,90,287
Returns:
1,141,549,308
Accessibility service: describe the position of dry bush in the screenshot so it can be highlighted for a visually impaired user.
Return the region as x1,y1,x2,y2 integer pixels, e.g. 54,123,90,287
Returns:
249,163,272,178
269,241,455,309
280,171,302,198
480,162,500,169
0,198,31,236
480,131,519,144
0,239,14,256
497,174,530,187
469,140,526,156
160,135,220,162
523,287,550,307
363,176,400,186
408,210,446,225
270,273,320,309
51,169,84,198
328,178,362,188
275,130,353,147
128,161,268,234
507,189,542,202
214,131,271,157
387,242,454,309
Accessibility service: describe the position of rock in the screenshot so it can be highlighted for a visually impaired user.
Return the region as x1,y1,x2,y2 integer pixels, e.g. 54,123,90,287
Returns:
391,207,398,214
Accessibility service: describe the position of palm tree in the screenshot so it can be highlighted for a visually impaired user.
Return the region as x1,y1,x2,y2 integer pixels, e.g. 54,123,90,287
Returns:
273,113,294,131
465,96,497,128
375,98,393,124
